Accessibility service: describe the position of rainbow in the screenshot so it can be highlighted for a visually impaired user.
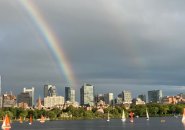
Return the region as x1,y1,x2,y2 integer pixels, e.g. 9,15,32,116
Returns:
19,0,76,86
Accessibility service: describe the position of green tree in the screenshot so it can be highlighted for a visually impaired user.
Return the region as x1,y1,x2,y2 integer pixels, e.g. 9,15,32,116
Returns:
47,111,56,120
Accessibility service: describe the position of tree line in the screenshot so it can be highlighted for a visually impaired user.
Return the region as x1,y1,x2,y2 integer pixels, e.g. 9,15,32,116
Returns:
0,103,185,121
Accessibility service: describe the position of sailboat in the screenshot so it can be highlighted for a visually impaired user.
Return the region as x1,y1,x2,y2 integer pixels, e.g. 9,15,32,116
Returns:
107,112,110,122
121,109,126,122
40,115,45,123
146,108,149,120
29,115,33,125
182,108,185,123
1,114,11,129
19,116,23,123
129,112,134,123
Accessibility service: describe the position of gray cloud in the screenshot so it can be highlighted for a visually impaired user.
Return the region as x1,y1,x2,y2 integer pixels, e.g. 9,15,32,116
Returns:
1,0,185,101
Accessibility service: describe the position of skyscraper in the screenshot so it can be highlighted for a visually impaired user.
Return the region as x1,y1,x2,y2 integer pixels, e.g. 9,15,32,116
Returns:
65,87,75,102
118,90,132,104
44,85,57,97
138,94,147,102
0,76,1,96
80,83,94,106
104,93,114,105
17,92,32,107
23,87,34,106
148,90,162,103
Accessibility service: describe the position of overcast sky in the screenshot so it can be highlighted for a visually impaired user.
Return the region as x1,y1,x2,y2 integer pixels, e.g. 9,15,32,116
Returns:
1,0,185,101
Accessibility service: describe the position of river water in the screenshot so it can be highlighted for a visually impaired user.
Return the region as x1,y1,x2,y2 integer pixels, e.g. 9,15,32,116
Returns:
10,117,185,130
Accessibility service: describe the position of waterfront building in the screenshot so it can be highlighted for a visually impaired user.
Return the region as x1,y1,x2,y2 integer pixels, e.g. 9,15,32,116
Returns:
132,98,145,105
63,101,79,109
94,94,104,103
80,83,94,106
115,97,123,105
118,90,132,104
18,102,28,109
0,96,2,108
2,92,16,108
138,94,146,102
104,93,114,105
44,85,57,97
148,90,162,103
161,95,184,104
44,96,64,108
23,87,34,106
65,87,75,102
17,92,32,107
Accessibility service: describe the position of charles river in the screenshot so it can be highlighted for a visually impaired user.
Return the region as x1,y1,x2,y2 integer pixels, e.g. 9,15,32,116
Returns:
10,117,185,130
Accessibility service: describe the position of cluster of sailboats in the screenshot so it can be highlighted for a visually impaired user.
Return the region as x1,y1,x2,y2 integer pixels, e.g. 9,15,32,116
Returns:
107,108,150,123
1,114,46,129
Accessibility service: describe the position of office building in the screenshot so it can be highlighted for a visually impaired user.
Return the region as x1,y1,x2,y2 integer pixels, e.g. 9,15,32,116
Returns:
148,90,162,103
17,92,32,107
119,90,132,104
132,98,145,105
65,87,75,102
104,93,114,105
2,92,16,108
44,85,57,97
23,87,34,106
94,94,104,103
138,94,146,102
80,83,94,106
0,76,1,96
44,96,64,108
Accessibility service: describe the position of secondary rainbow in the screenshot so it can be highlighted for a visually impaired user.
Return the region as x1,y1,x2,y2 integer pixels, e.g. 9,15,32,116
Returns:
19,0,76,86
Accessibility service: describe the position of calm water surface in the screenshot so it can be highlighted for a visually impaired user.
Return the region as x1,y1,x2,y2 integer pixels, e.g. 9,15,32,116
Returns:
10,117,185,130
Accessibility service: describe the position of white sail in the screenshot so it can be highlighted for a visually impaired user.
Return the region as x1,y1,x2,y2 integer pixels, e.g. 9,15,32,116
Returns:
121,110,126,122
146,109,149,120
107,112,110,122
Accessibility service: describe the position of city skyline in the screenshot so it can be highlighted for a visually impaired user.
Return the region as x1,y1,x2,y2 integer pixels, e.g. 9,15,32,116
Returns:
1,0,185,99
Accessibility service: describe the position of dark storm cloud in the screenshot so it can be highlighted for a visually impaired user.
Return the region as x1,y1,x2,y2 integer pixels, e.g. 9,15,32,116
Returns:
1,0,185,99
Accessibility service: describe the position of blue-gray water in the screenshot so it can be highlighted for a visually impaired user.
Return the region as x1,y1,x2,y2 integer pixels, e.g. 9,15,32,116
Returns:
11,117,185,130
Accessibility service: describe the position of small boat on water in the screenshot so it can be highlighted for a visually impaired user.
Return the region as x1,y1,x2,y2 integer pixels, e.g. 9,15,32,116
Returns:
121,109,126,122
146,108,149,120
29,115,33,125
182,108,185,123
1,114,11,129
40,115,45,123
129,112,134,123
107,112,110,122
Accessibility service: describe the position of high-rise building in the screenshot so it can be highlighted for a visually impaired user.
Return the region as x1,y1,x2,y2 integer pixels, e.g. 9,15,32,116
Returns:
2,92,16,108
80,83,94,106
0,96,2,108
23,87,34,106
0,76,1,96
104,93,114,105
94,94,104,103
65,87,75,102
44,96,64,108
118,90,132,104
138,94,146,102
148,90,162,103
17,92,32,107
44,85,57,97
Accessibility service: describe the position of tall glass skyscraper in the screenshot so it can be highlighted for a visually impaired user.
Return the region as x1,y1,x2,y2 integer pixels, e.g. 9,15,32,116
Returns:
23,87,34,106
44,85,57,97
148,90,162,103
65,87,75,102
80,83,94,106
